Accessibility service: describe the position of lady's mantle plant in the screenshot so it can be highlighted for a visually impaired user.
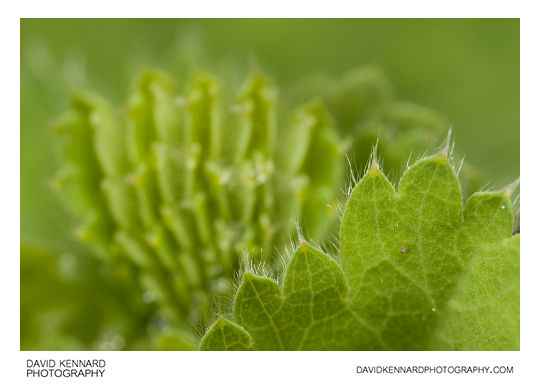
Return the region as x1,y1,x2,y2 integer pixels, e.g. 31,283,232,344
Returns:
52,67,511,349
201,151,519,351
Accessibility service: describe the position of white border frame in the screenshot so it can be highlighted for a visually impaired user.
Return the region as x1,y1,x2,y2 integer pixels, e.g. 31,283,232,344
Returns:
4,3,538,383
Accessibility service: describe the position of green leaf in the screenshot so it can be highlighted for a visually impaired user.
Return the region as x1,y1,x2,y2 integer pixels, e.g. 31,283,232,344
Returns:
201,153,519,350
201,242,376,350
200,318,253,351
431,192,519,350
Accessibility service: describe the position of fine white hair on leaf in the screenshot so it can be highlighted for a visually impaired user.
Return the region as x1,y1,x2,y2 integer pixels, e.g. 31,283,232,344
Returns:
295,220,305,244
274,246,291,284
369,139,380,168
345,153,359,188
337,160,355,217
504,177,520,196
309,238,325,254
418,150,429,162
206,290,235,332
513,193,520,207
387,167,399,189
271,227,301,285
279,230,296,265
434,128,460,173
512,192,520,233
405,151,414,171
287,225,296,254
326,235,341,259
318,231,341,261
456,156,465,176
478,180,493,193
395,150,413,181
363,139,383,178
232,268,243,291
336,198,345,219
196,318,212,340
503,177,520,231
344,151,364,200
440,127,454,158
327,200,343,221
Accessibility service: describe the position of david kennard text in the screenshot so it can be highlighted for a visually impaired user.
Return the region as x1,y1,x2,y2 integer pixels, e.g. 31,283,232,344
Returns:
27,359,106,378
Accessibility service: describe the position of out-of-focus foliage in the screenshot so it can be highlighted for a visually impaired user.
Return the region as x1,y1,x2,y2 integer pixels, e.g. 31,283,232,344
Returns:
20,245,154,350
285,67,485,196
51,70,343,346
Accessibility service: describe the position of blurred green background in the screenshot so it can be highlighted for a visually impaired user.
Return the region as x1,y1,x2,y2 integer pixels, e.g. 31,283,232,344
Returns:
20,19,519,349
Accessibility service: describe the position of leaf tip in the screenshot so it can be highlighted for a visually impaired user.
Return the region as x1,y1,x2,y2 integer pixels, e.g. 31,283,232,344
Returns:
503,177,520,197
298,238,310,253
434,152,448,165
367,163,381,177
217,317,228,328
